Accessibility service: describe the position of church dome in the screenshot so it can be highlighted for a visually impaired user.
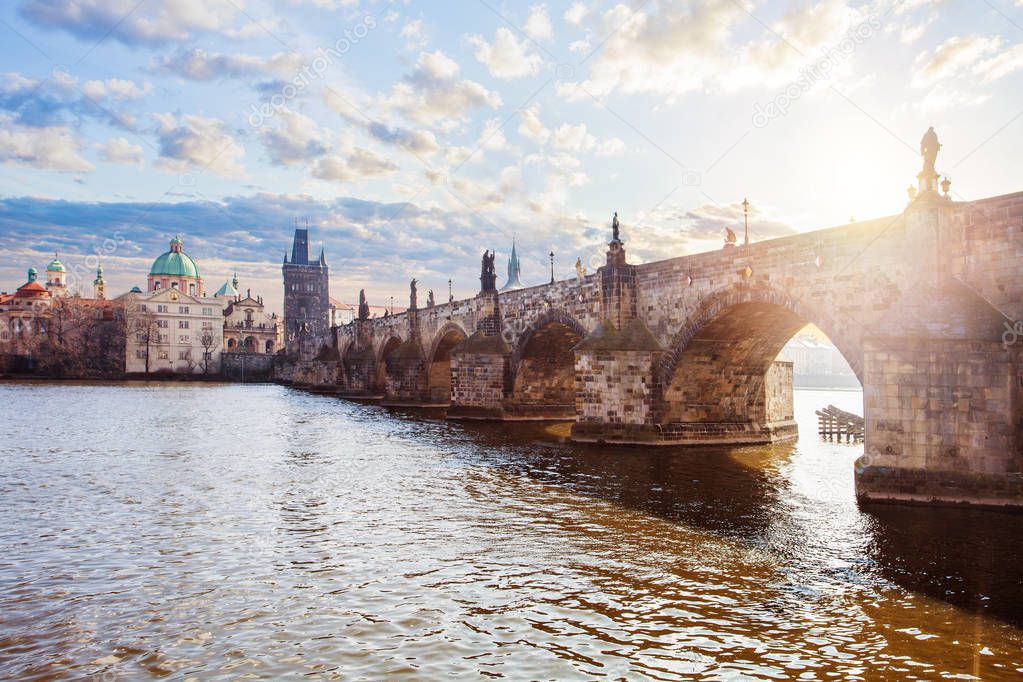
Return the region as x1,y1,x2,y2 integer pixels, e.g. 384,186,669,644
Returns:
47,256,65,272
149,235,201,278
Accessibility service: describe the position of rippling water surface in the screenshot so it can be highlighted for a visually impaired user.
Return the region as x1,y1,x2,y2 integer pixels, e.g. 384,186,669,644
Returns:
1,382,1022,680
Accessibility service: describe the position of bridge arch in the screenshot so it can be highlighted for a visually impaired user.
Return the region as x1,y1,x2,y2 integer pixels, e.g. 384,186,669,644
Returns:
375,335,404,392
426,322,469,403
507,309,587,418
657,283,862,429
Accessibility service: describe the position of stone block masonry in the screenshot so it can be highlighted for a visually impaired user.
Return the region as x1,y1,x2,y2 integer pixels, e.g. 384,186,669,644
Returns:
280,188,1023,509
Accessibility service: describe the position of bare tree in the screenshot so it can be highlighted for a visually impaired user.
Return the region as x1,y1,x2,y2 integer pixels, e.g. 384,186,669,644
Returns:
199,330,219,374
130,306,160,374
27,299,127,378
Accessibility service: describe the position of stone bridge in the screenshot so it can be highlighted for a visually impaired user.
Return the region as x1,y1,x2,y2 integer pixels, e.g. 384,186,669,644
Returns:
279,187,1023,509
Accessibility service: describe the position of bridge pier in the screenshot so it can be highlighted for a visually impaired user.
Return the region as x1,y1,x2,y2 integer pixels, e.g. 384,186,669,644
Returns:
856,336,1023,508
447,286,514,419
381,307,436,406
341,318,383,398
571,320,666,443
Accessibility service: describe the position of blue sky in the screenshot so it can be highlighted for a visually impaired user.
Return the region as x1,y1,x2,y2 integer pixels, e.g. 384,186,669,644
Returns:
1,0,1021,312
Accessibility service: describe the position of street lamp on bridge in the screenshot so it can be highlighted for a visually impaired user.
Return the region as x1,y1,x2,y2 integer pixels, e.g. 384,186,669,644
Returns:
742,197,750,247
549,251,555,284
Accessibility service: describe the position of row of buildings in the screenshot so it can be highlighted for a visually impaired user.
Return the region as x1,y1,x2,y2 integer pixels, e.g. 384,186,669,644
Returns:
1,236,283,376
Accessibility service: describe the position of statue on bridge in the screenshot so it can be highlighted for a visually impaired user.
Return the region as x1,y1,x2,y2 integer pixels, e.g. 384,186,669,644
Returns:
921,126,941,174
575,257,587,281
480,249,497,292
358,289,370,320
427,289,435,308
611,211,621,242
409,278,418,310
723,226,738,248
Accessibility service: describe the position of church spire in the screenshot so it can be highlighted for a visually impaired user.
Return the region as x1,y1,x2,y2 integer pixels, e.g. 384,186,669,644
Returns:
501,235,524,290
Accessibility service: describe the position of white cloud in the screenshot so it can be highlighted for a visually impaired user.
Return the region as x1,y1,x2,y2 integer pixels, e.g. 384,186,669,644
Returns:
912,34,1002,88
559,0,864,99
551,122,595,151
153,113,246,177
400,18,428,47
323,86,441,157
524,5,553,41
98,137,144,165
468,28,544,79
564,2,588,25
367,122,439,157
311,148,397,183
383,50,502,126
918,86,990,113
0,114,93,171
81,78,151,101
0,70,147,129
20,0,245,45
259,109,329,166
976,42,1023,83
549,121,623,156
154,49,305,81
518,104,550,144
476,118,509,152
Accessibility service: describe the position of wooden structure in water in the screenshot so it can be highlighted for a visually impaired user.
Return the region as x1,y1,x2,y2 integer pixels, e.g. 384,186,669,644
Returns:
816,404,864,442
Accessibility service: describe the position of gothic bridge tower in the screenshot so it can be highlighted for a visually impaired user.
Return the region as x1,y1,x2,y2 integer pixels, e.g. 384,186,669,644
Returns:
282,226,330,344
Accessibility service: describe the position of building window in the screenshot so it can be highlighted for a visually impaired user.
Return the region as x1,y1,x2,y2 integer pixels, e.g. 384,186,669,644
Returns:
179,306,189,314
139,304,147,312
158,350,169,360
157,320,168,328
203,307,213,316
136,350,147,359
179,320,189,329
179,335,189,343
178,350,190,360
189,283,195,295
157,305,168,313
154,281,161,290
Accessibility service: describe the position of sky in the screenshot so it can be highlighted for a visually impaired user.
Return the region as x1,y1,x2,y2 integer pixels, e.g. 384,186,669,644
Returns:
0,0,1021,314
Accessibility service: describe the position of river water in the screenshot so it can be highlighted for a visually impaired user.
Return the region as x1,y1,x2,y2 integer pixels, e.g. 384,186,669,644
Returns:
0,382,1021,680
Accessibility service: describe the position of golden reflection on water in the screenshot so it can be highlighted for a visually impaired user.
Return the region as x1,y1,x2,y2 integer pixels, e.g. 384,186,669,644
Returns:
0,382,1021,680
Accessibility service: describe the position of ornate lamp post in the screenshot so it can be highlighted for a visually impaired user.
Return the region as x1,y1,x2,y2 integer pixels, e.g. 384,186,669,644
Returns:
448,278,452,302
549,251,555,284
742,197,750,247
389,295,394,315
741,197,754,279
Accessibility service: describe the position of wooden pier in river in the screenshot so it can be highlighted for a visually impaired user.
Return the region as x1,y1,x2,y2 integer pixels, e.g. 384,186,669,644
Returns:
816,405,864,442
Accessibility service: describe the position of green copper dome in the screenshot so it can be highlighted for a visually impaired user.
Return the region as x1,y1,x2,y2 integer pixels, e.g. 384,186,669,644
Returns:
149,235,201,278
47,257,65,272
